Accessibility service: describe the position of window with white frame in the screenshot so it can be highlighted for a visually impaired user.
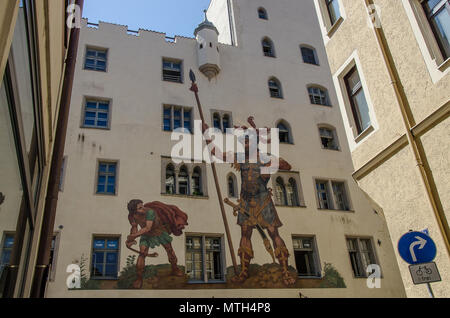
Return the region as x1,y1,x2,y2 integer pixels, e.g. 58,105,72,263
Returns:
163,105,192,133
82,99,110,129
162,59,183,83
186,236,224,283
346,237,378,278
344,66,371,135
96,161,117,195
315,179,351,211
301,46,319,65
292,237,321,277
318,126,339,150
326,0,342,26
91,237,120,279
308,86,330,106
84,47,107,72
421,0,450,60
276,120,293,144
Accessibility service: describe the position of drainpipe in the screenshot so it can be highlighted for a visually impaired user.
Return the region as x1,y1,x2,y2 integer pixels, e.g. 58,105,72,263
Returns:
30,0,84,298
363,0,450,255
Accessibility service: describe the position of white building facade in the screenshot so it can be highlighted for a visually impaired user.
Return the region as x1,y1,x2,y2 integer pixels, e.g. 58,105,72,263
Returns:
44,0,405,297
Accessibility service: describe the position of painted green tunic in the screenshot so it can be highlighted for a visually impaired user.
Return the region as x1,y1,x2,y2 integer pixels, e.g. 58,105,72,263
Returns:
139,209,172,248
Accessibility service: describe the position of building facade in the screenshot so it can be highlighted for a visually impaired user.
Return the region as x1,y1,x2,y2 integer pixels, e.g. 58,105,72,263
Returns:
313,0,449,297
0,1,70,297
44,0,406,297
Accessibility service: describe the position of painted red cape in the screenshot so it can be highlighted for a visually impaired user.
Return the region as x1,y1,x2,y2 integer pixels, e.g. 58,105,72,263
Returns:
143,201,188,236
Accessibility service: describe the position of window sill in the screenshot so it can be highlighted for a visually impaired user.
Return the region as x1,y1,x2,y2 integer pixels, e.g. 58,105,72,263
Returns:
162,79,184,84
297,275,322,279
311,103,332,108
437,57,450,72
81,125,110,131
275,204,307,209
321,147,341,152
318,208,354,213
187,280,226,284
354,125,374,143
327,16,344,38
90,277,119,281
83,68,107,73
161,193,209,200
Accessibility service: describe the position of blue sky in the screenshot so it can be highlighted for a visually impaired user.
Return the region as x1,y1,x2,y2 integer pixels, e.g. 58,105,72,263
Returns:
83,0,212,38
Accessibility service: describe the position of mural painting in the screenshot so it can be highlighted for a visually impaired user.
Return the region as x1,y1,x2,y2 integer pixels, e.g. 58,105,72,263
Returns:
70,72,346,291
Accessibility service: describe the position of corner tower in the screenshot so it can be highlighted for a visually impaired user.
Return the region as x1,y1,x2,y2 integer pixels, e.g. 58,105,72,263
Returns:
195,10,221,80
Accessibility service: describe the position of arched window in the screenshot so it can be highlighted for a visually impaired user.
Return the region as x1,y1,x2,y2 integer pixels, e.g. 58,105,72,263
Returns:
227,174,237,198
178,166,189,195
258,7,268,20
277,120,292,144
222,114,230,131
191,167,202,196
262,38,275,57
275,177,288,206
165,164,176,194
300,46,318,65
319,125,339,150
308,86,330,106
287,178,300,206
213,113,221,130
268,77,282,98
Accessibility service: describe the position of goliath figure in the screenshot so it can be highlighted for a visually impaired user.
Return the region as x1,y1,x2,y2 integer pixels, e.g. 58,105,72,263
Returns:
203,116,296,286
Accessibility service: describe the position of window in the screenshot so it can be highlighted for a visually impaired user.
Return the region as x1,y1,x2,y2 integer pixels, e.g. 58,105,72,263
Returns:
275,177,288,206
162,59,183,83
326,0,341,25
191,167,202,196
227,174,237,198
319,126,339,150
262,38,276,57
186,236,224,282
273,173,305,207
165,164,176,194
301,46,319,65
0,234,14,268
178,166,189,195
91,237,119,279
211,111,233,133
84,47,108,71
286,178,300,207
308,86,330,106
277,121,292,144
82,99,110,129
316,180,331,209
316,179,351,211
59,156,67,191
96,162,117,195
344,67,371,135
346,237,378,278
293,237,321,277
47,236,58,282
269,78,283,98
258,7,268,20
422,0,450,60
163,105,192,133
332,182,350,211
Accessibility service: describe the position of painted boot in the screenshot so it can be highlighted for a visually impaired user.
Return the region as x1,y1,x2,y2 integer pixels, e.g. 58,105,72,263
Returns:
275,246,296,286
231,247,254,283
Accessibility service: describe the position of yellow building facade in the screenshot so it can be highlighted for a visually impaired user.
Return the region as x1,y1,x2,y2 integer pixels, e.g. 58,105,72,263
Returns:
313,0,449,297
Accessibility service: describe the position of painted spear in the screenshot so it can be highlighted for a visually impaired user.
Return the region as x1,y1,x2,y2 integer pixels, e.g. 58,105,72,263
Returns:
189,69,238,274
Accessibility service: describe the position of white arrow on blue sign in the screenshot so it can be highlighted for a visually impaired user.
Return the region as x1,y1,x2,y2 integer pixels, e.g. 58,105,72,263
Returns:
398,231,437,265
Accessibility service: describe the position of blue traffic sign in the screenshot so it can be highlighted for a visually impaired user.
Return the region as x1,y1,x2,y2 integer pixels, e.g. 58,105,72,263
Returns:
398,231,437,265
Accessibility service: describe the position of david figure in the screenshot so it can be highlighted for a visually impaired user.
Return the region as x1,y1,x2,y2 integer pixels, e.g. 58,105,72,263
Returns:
126,200,188,289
